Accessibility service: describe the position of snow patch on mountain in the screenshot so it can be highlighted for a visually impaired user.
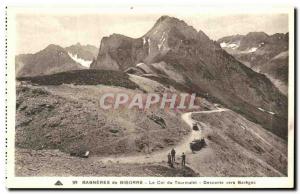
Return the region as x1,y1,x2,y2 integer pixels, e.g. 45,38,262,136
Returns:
241,47,258,53
158,32,167,50
259,42,265,47
68,52,92,68
136,63,143,67
248,47,258,52
147,38,151,54
268,111,275,115
220,42,239,49
257,107,275,115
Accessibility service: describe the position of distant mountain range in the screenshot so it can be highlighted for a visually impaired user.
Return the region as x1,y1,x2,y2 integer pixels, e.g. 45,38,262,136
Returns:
16,43,98,77
218,32,288,95
15,16,288,138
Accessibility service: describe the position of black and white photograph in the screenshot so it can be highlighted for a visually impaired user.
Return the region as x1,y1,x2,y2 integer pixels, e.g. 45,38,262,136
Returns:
5,5,295,189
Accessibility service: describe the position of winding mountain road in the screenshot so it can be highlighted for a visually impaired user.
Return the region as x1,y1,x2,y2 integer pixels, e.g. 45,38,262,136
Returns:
93,108,228,164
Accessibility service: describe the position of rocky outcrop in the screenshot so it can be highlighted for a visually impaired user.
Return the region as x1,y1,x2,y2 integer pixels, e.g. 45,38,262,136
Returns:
90,34,148,70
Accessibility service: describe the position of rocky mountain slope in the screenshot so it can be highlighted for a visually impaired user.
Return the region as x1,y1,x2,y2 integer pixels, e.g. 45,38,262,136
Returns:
16,80,190,156
218,32,288,95
16,44,84,77
90,16,288,139
16,72,286,176
191,110,287,176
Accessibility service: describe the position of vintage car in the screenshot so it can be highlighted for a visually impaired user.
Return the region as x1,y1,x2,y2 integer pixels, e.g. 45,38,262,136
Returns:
190,138,206,152
192,123,199,131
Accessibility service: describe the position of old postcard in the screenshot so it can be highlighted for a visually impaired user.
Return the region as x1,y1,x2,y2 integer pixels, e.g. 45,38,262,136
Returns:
5,5,294,189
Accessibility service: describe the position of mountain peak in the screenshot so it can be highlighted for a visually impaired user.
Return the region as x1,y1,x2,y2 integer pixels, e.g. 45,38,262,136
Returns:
145,15,199,41
16,44,84,77
157,15,183,23
44,44,64,51
154,15,188,28
103,33,132,41
245,31,269,39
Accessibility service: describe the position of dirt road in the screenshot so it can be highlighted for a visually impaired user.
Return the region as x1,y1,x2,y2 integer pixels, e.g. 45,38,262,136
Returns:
93,108,228,167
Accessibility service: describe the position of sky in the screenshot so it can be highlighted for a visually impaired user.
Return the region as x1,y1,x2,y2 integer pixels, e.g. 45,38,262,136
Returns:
15,13,288,54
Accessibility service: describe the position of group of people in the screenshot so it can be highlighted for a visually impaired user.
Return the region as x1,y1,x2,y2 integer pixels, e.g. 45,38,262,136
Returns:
167,148,186,168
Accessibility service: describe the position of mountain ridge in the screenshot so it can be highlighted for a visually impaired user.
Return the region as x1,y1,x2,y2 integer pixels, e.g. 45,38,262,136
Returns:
90,15,288,138
16,44,84,77
16,43,99,76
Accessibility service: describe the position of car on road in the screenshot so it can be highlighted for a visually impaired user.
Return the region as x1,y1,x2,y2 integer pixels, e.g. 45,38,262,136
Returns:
192,123,200,131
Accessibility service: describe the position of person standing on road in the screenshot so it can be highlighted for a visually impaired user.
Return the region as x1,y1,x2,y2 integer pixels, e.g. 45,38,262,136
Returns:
167,153,171,165
171,148,176,163
181,152,186,167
